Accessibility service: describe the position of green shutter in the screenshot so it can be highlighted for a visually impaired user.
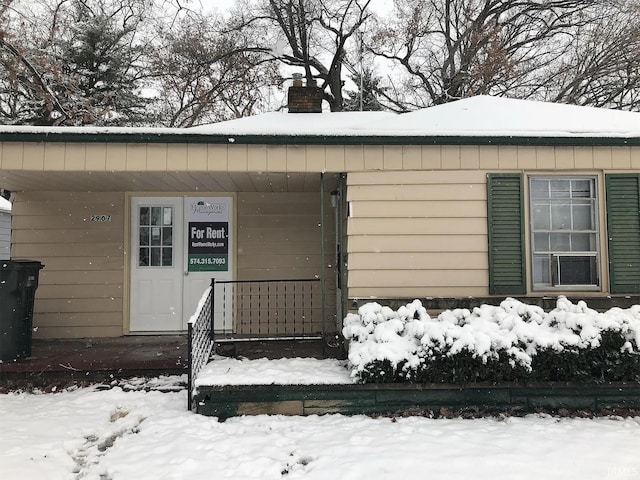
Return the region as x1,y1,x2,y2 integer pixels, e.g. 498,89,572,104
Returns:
606,174,640,293
487,173,526,295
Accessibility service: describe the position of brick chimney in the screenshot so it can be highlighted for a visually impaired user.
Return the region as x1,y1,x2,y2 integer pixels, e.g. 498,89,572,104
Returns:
288,74,323,113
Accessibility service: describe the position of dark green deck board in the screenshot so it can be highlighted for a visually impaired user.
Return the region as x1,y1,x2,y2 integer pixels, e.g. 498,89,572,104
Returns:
194,382,640,417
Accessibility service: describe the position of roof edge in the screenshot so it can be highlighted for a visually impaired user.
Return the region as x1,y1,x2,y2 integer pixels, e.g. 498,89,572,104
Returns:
1,131,639,147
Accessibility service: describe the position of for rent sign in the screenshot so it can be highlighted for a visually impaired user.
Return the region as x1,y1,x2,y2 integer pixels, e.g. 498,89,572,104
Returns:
187,198,230,272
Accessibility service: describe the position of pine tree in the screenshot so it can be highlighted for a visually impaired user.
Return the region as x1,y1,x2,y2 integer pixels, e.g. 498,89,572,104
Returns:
343,68,386,111
57,1,149,125
0,0,150,126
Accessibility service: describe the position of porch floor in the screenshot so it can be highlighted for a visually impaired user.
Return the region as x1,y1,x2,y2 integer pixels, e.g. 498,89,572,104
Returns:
0,336,344,390
0,336,188,389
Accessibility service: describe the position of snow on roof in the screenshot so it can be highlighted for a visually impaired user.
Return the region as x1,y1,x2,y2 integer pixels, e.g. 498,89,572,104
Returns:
0,96,639,139
192,96,640,138
0,124,188,135
190,111,395,136
367,96,640,138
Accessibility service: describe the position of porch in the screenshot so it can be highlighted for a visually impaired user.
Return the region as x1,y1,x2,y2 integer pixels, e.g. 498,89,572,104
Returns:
0,335,338,391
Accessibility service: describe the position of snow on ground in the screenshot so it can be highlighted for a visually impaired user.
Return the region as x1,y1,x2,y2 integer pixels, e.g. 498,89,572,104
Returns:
4,295,640,479
1,378,638,480
195,356,353,386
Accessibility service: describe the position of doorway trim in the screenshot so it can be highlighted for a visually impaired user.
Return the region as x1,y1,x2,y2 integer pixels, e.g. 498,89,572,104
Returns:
123,192,237,334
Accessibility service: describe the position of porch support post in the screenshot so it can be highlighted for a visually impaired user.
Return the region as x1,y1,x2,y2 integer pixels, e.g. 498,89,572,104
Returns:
320,173,326,357
210,278,215,341
187,320,193,410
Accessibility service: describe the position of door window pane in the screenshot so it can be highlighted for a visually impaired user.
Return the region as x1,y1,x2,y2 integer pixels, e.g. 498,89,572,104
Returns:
139,248,149,267
162,227,173,246
139,207,149,225
151,207,162,226
138,205,173,267
151,227,162,246
162,247,172,266
151,247,161,266
139,227,150,246
163,207,172,226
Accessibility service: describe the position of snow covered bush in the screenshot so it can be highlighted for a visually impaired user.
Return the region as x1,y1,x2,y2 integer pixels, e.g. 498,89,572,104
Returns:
343,297,640,384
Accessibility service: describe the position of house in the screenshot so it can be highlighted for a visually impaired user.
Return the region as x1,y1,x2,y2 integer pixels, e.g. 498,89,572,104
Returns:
0,196,10,260
2,92,640,341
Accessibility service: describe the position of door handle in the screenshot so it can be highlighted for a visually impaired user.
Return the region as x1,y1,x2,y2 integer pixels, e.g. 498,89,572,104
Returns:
184,271,189,276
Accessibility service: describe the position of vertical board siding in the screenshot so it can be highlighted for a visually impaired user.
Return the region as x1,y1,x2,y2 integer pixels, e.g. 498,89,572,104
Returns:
606,174,640,293
346,170,489,298
11,192,125,338
487,174,526,295
3,142,640,177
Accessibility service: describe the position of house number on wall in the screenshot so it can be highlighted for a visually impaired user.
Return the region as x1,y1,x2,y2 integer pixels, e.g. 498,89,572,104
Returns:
90,214,112,222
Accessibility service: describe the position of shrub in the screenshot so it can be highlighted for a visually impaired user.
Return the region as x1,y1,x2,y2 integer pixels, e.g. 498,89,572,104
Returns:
343,297,640,384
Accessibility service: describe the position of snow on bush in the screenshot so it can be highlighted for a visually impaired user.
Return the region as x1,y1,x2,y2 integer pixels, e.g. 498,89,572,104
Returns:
343,297,640,383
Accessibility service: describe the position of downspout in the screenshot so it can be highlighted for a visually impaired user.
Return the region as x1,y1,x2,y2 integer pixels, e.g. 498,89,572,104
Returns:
320,173,326,357
338,173,346,330
332,174,346,333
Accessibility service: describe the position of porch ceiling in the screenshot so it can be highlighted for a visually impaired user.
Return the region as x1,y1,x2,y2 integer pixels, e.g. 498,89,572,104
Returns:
0,171,338,193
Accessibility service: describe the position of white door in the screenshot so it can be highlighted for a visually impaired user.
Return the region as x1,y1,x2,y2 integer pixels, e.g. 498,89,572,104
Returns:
130,196,233,333
130,197,184,332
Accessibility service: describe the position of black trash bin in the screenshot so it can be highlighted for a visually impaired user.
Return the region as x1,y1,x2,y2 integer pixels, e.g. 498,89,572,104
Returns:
0,260,44,361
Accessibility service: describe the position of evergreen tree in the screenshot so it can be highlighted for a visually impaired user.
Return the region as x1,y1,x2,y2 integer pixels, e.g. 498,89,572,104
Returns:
57,1,149,125
0,0,150,126
343,68,385,111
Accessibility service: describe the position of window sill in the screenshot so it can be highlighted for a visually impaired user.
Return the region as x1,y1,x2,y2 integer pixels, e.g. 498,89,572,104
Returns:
531,285,601,293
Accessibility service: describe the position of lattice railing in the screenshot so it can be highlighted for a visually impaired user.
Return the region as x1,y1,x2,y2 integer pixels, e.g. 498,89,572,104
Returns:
213,278,323,340
187,278,325,410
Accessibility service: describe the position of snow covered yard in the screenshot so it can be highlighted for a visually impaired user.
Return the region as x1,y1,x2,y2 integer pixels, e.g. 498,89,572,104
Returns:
1,376,639,480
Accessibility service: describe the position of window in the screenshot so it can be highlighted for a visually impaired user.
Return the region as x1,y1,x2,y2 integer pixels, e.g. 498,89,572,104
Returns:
529,177,599,289
138,206,173,267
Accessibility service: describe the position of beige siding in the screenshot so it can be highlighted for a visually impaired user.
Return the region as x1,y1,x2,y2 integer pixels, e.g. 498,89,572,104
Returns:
5,143,640,197
347,170,489,298
11,191,125,338
236,192,336,334
6,137,640,335
237,192,333,279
